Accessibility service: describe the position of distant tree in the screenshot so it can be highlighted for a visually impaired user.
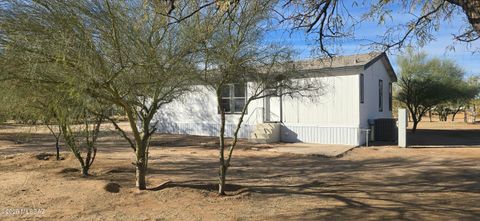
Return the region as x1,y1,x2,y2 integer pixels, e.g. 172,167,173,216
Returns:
459,76,480,122
0,75,66,159
194,1,321,195
434,105,451,122
396,49,473,132
449,79,479,122
432,72,480,122
470,99,480,122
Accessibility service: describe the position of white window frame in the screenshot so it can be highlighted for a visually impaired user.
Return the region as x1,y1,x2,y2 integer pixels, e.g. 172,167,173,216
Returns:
219,83,247,114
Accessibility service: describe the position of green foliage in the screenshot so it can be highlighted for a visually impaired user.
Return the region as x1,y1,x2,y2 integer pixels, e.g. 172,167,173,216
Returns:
59,108,105,176
192,1,321,195
0,0,202,189
1,46,110,171
0,0,126,173
396,48,479,131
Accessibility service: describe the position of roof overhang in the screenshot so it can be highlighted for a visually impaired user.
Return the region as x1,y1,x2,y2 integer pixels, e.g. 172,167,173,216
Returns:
297,65,364,78
364,52,397,82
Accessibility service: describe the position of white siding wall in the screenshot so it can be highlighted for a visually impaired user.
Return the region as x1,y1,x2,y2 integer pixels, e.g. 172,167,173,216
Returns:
358,59,395,144
282,74,360,127
153,74,363,145
153,59,393,146
279,74,362,145
153,83,263,138
360,60,394,128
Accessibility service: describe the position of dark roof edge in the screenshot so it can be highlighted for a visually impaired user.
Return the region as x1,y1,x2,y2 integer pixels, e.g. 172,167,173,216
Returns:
298,65,364,75
364,52,397,82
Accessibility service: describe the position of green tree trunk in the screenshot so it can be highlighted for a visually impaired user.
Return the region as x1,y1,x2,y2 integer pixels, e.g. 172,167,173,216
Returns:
218,165,227,195
136,162,147,190
82,166,89,176
135,141,148,190
55,139,60,160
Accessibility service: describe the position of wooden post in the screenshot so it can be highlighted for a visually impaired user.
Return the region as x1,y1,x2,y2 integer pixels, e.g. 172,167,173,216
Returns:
398,109,407,148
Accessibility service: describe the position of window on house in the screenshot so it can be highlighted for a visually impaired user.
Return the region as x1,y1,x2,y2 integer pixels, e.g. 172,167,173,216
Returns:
389,82,392,111
379,79,383,112
219,83,247,114
360,74,364,103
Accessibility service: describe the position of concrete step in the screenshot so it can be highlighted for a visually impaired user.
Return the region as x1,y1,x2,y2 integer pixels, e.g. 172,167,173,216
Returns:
249,138,269,144
254,128,273,134
252,133,271,139
255,123,276,129
249,123,281,143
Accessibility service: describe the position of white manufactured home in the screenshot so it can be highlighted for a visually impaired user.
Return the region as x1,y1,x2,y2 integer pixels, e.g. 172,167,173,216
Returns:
153,52,397,146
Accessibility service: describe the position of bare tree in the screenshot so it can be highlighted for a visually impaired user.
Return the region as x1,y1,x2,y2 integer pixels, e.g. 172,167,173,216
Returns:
280,0,480,55
159,1,480,57
194,1,321,195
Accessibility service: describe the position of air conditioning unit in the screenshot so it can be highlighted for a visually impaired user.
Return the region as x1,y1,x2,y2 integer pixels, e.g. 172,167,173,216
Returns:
373,118,397,141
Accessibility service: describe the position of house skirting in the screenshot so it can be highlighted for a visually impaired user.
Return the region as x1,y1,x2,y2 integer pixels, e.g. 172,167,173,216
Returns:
280,123,362,146
155,122,364,146
155,122,255,139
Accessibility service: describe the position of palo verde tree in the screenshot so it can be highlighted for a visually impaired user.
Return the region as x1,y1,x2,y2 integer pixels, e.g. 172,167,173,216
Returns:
19,90,65,160
1,45,109,173
194,1,321,195
44,113,63,161
0,61,64,159
0,0,200,189
0,73,108,175
396,49,476,132
40,85,110,174
56,99,107,176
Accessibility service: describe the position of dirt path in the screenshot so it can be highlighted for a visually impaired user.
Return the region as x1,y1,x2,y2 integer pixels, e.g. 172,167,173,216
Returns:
1,124,480,220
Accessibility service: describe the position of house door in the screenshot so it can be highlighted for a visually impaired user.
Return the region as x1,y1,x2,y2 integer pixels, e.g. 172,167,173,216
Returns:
265,95,281,122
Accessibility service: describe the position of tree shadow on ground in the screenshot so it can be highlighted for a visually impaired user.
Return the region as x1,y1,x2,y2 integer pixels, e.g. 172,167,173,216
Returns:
369,128,480,148
0,131,124,155
130,154,480,220
3,126,480,220
408,128,480,147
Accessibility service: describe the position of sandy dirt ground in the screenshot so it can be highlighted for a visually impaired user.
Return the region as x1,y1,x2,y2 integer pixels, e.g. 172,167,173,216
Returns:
1,122,480,220
407,120,480,147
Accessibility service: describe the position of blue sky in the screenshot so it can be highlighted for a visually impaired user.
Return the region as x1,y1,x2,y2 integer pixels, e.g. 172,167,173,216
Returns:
265,3,480,77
